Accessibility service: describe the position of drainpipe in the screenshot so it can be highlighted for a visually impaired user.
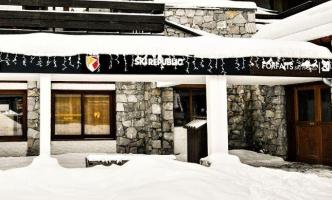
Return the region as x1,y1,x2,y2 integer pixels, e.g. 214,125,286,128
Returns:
323,78,332,106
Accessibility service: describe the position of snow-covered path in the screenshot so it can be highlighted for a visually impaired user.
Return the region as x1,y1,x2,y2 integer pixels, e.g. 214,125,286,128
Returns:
0,155,331,200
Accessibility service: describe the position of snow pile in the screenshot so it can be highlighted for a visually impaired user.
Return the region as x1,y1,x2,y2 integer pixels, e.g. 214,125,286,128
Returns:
86,154,176,162
155,0,257,9
229,149,287,167
1,155,332,199
185,119,207,128
0,33,331,59
254,1,332,41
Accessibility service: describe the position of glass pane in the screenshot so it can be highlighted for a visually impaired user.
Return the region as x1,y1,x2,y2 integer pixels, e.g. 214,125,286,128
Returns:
298,90,315,121
321,88,332,122
55,94,81,135
174,90,190,126
192,89,207,119
0,95,23,136
84,94,110,135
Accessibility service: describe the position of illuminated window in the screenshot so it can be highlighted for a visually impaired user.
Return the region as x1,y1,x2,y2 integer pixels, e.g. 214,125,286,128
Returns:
52,91,115,140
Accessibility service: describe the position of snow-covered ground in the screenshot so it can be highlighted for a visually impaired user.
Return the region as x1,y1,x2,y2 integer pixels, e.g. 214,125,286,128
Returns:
229,150,332,179
0,153,332,199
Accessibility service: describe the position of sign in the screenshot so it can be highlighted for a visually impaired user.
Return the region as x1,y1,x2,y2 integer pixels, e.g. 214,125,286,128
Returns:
251,57,332,77
0,52,331,78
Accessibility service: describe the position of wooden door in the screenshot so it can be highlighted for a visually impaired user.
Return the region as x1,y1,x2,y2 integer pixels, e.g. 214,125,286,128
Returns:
320,88,332,165
294,84,332,165
295,87,322,163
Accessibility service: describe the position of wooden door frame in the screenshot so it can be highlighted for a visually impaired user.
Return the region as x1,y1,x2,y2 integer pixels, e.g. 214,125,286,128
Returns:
286,82,328,163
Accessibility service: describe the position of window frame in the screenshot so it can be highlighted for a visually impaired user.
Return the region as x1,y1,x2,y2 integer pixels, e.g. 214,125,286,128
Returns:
173,84,206,127
51,90,116,140
0,90,27,142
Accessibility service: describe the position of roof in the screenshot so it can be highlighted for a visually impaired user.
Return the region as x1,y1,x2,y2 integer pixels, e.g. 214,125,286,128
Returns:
254,1,332,41
154,0,257,10
0,33,330,59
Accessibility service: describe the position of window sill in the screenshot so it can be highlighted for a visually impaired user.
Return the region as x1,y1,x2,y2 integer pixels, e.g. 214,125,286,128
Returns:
51,137,116,141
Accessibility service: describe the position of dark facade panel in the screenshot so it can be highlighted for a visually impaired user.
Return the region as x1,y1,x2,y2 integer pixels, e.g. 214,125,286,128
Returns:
0,10,165,33
0,0,164,14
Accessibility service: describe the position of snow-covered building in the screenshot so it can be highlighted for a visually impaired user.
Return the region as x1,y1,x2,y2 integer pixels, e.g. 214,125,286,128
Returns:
0,0,331,167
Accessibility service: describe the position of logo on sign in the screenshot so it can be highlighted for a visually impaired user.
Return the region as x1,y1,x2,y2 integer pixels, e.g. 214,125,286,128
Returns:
322,60,331,72
86,55,100,72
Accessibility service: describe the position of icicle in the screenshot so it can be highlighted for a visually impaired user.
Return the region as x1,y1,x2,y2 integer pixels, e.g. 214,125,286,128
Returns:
68,56,75,68
4,54,10,65
22,56,27,67
12,54,17,65
77,55,81,69
109,55,113,70
46,56,51,66
30,56,35,64
37,57,42,67
53,56,57,68
124,54,127,72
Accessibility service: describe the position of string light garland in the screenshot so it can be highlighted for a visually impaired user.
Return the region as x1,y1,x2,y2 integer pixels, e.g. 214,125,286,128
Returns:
0,52,329,77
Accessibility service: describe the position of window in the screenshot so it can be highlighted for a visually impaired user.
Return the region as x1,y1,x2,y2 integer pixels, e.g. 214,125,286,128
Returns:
174,86,206,127
52,91,115,140
298,90,315,121
321,88,332,122
0,90,27,141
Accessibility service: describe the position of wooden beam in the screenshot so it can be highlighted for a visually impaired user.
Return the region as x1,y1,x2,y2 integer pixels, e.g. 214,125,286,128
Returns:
0,10,165,32
0,0,164,14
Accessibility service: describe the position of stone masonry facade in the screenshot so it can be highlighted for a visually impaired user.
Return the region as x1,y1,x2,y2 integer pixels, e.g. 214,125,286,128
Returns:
165,7,288,158
27,81,40,156
165,7,256,37
228,85,288,158
116,82,174,154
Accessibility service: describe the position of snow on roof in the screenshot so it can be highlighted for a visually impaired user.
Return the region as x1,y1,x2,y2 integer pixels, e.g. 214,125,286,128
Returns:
256,7,277,15
254,1,332,41
154,0,257,10
0,33,331,59
165,20,218,36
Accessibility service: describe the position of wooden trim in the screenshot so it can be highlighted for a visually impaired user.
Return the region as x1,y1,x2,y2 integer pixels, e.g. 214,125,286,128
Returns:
52,81,115,84
51,90,116,140
174,87,206,126
289,82,331,164
52,83,115,90
0,0,164,14
189,89,193,122
174,84,206,89
0,90,27,142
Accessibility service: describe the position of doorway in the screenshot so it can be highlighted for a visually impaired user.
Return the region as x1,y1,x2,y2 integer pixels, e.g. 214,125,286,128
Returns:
289,83,332,165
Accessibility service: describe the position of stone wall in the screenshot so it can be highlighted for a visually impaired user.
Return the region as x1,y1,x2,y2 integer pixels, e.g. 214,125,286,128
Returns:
27,81,40,156
165,8,256,37
227,85,251,149
228,85,288,158
116,82,174,154
116,82,146,154
251,85,287,157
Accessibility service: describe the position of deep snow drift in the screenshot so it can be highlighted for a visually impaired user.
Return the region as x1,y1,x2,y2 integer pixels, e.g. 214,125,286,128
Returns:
0,154,332,200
